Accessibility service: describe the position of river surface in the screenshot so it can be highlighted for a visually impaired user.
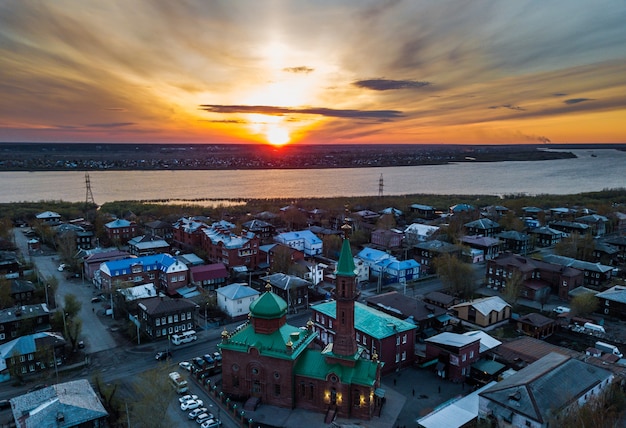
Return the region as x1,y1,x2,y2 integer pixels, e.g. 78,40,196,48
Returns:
1,149,624,204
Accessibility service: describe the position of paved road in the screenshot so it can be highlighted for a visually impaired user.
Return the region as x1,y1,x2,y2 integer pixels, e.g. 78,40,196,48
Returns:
13,228,119,354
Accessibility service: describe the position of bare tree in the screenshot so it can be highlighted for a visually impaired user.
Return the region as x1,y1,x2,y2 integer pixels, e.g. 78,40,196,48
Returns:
502,271,524,309
433,253,475,299
570,292,599,317
552,381,626,428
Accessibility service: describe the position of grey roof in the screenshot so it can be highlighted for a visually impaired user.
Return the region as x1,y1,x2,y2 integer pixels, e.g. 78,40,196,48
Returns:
217,283,260,300
426,332,480,348
0,304,49,323
595,285,626,304
10,379,108,428
137,296,198,315
452,296,510,316
543,254,613,273
464,218,500,229
480,353,612,423
262,273,312,290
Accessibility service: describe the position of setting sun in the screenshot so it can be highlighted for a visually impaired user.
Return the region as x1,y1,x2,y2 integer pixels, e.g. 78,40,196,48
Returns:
266,125,290,146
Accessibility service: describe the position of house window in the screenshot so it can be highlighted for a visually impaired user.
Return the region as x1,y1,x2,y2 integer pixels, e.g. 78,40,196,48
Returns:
168,316,173,324
356,332,360,342
316,313,319,322
396,336,400,346
187,312,192,319
395,353,400,363
402,334,407,344
161,317,166,325
363,336,367,345
174,314,178,322
402,351,406,361
181,313,186,321
329,320,333,328
274,384,281,396
28,354,33,361
20,355,25,362
462,354,466,362
470,350,474,359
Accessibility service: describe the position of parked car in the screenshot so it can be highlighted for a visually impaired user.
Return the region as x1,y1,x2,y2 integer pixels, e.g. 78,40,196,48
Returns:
90,297,100,303
188,408,209,420
196,413,213,424
0,399,11,410
178,394,198,404
212,351,222,362
155,351,172,361
57,263,66,272
202,354,215,365
181,399,203,411
201,419,222,428
179,361,192,371
553,306,570,314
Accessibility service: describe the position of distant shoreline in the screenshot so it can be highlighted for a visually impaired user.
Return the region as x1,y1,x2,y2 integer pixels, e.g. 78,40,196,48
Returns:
0,142,606,171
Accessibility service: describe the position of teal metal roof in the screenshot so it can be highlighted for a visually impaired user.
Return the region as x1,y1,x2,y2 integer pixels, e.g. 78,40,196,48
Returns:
220,322,317,361
312,301,416,339
294,347,381,387
335,238,355,276
249,291,287,319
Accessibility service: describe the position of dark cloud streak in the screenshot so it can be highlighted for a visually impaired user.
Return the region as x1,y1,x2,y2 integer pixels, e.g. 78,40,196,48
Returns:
353,78,431,91
200,104,403,120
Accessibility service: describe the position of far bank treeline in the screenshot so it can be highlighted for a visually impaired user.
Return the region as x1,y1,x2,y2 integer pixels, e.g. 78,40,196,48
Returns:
2,189,626,229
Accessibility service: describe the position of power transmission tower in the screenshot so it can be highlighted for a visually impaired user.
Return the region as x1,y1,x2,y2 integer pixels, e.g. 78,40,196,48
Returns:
85,172,95,205
378,173,384,197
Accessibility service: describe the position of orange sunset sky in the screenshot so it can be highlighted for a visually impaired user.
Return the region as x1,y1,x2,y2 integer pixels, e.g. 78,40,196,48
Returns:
1,1,625,147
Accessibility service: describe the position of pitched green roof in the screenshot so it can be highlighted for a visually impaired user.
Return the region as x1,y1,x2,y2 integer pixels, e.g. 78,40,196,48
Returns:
335,238,355,276
312,301,416,339
249,291,287,319
294,347,381,387
220,322,317,361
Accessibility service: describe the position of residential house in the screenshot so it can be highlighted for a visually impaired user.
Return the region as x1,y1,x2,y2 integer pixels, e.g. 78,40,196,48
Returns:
384,258,420,284
274,230,323,257
0,304,51,344
216,283,260,320
0,251,21,278
595,286,626,320
82,249,131,280
294,258,326,286
35,211,62,225
495,230,531,254
486,253,584,300
423,291,461,310
449,204,476,215
127,235,170,257
613,212,626,234
137,296,198,340
263,273,312,314
258,243,305,272
10,379,108,427
493,336,581,370
480,205,510,220
478,353,614,428
461,235,502,261
516,313,557,339
522,206,544,219
311,300,416,374
172,217,208,251
548,220,589,235
464,218,501,237
576,214,609,236
355,247,393,281
9,280,36,306
451,296,511,330
591,241,619,265
409,203,438,220
143,219,173,240
370,228,404,250
424,332,481,382
605,235,626,262
404,223,440,246
189,263,228,291
413,240,463,275
104,218,138,245
529,226,565,247
0,332,65,382
202,223,260,270
365,291,449,339
115,283,158,319
97,253,189,296
242,219,275,243
55,223,93,250
542,254,613,288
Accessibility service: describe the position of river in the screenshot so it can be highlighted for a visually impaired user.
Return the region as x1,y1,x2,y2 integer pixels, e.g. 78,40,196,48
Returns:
0,148,624,204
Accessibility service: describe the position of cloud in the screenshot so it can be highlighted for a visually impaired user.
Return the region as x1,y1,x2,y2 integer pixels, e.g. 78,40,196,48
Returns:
552,93,568,97
199,104,403,120
283,66,314,74
488,104,525,111
564,98,593,105
353,78,431,91
85,122,135,128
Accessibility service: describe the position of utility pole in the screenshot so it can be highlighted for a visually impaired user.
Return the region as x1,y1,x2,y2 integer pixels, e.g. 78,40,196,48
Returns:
85,172,95,206
378,174,384,197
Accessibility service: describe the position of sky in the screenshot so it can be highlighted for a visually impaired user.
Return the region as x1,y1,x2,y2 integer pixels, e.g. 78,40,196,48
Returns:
1,1,625,147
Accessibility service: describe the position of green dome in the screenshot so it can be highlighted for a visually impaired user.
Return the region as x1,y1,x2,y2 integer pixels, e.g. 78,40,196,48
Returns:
249,291,288,319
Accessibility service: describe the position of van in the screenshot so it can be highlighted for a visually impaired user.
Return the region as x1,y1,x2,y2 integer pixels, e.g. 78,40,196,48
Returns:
171,330,197,346
595,341,623,358
583,322,605,334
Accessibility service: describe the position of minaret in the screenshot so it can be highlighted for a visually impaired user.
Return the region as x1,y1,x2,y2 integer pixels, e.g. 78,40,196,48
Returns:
331,222,358,357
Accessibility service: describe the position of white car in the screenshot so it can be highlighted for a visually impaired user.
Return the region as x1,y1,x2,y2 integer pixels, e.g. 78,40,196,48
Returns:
57,263,66,272
553,306,571,314
196,413,213,424
188,408,209,420
179,361,192,372
178,394,198,404
181,399,203,411
201,419,222,428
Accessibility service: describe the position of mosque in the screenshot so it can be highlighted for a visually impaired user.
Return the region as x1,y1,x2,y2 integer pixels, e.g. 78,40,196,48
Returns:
219,230,384,420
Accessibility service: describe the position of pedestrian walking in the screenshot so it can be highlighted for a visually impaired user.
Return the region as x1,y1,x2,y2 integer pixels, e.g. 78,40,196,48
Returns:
393,378,397,386
412,388,415,397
